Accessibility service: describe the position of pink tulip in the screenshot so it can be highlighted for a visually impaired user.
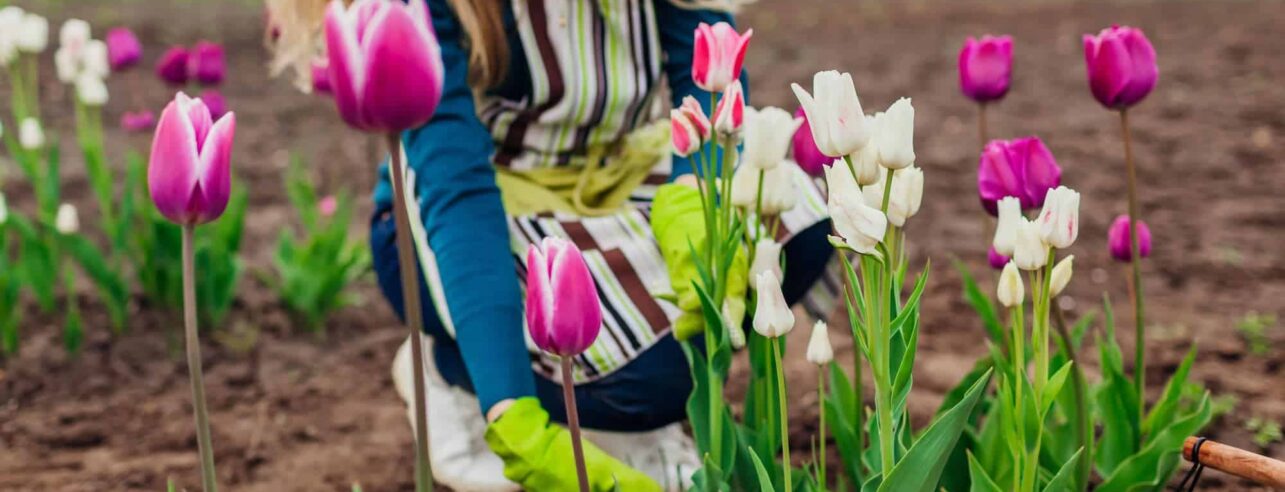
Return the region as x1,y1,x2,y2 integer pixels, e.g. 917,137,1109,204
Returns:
958,35,1013,103
1108,214,1151,262
525,237,602,357
318,195,338,217
1083,25,1157,109
189,41,225,85
200,89,227,118
148,92,236,226
106,27,142,72
711,80,745,137
311,60,332,94
691,22,752,93
156,46,190,85
977,136,1062,215
671,110,701,158
323,0,444,133
120,110,156,132
987,246,1010,270
791,107,830,177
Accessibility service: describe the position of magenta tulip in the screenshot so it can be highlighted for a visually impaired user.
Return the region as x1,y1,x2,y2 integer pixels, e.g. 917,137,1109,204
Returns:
189,41,225,85
148,92,236,226
1083,25,1157,109
525,237,602,357
200,89,227,118
120,110,156,132
691,21,751,93
311,60,332,94
791,107,830,177
987,246,1010,270
1108,214,1151,262
156,46,189,85
323,0,444,133
977,136,1062,215
106,27,142,72
958,35,1013,103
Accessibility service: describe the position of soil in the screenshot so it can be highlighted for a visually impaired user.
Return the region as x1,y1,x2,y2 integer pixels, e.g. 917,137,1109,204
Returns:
1,0,1282,490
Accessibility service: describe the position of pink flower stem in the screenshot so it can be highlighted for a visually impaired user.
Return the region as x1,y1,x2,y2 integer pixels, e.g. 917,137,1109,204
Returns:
182,225,219,492
1120,110,1146,435
386,132,434,492
561,358,591,492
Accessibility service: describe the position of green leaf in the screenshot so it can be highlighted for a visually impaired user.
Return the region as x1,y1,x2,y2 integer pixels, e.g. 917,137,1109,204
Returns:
876,369,993,492
1142,346,1198,440
966,451,1004,492
1040,447,1082,492
1040,362,1074,419
952,260,1004,345
747,447,777,492
1096,393,1212,492
1094,295,1140,476
62,234,128,331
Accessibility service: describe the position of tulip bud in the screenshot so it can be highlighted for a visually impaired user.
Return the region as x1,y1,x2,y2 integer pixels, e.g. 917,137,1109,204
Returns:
318,195,338,217
876,98,915,170
679,96,712,141
1049,255,1074,297
791,107,830,177
791,70,870,157
525,237,602,357
156,46,190,85
724,301,747,350
55,203,79,234
958,35,1013,103
987,246,1009,270
0,9,19,66
189,41,225,85
19,117,43,150
82,40,110,79
742,106,803,171
1083,25,1157,109
992,196,1021,256
752,270,794,338
201,89,228,118
671,109,702,158
851,115,883,186
148,92,237,226
1036,186,1079,249
712,80,745,139
1108,214,1152,262
121,110,157,132
806,320,834,365
75,74,109,106
16,13,48,54
749,239,783,288
106,27,141,72
862,165,923,227
311,60,332,94
997,261,1024,307
691,22,752,93
825,162,886,255
1013,218,1048,271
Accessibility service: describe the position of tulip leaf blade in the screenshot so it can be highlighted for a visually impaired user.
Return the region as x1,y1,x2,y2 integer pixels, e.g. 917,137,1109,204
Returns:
966,451,1004,492
876,368,992,492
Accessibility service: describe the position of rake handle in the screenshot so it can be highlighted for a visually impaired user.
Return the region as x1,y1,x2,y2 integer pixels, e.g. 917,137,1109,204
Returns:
1183,437,1285,488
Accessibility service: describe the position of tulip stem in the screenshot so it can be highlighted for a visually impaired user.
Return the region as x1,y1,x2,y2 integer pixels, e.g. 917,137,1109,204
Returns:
817,367,827,491
560,358,591,492
387,132,434,492
772,337,792,492
1119,109,1146,436
182,225,218,492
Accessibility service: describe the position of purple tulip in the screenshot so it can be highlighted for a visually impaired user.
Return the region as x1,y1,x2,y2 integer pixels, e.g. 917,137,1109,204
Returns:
977,136,1062,215
323,0,444,133
792,107,830,177
120,110,156,132
958,35,1013,103
525,237,602,357
156,46,189,85
987,246,1010,270
148,92,236,226
200,89,227,118
106,27,142,72
1083,25,1157,109
1108,214,1152,262
189,41,225,85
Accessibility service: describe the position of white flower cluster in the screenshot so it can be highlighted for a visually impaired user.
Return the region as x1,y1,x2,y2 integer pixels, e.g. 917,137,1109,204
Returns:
0,6,48,65
53,19,110,106
993,187,1080,307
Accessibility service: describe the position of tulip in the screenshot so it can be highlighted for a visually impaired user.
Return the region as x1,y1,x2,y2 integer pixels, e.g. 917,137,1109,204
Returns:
318,195,339,217
875,98,915,170
726,303,747,350
730,164,797,215
148,92,237,226
56,37,109,84
671,109,702,158
121,110,157,132
862,165,923,227
1049,255,1073,297
19,117,43,150
1012,218,1047,271
324,0,445,133
742,106,803,171
106,28,141,71
55,203,79,234
850,115,883,186
189,41,225,85
525,236,602,357
0,9,18,65
824,162,886,255
311,60,332,94
997,261,1024,308
678,96,712,141
1083,25,1157,109
201,89,228,118
752,270,793,338
156,46,190,85
792,107,830,177
0,193,7,225
958,35,1013,103
987,246,1010,270
992,196,1021,256
1036,186,1079,249
749,239,783,287
16,12,48,54
1108,214,1152,262
977,136,1062,215
59,19,90,52
75,74,109,106
711,80,745,139
691,21,751,93
791,70,870,157
806,320,834,365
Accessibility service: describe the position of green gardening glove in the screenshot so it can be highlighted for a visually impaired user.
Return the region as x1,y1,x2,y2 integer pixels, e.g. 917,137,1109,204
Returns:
650,183,748,342
484,397,660,491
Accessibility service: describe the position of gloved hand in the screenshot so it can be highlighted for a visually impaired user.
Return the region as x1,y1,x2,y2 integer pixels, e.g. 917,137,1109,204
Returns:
650,183,748,342
484,398,661,491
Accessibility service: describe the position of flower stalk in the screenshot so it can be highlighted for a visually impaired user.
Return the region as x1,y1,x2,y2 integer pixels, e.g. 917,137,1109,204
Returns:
560,357,590,492
1119,109,1147,431
182,225,218,492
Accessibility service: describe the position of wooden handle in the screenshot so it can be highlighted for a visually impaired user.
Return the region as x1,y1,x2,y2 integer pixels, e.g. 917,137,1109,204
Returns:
1184,437,1285,489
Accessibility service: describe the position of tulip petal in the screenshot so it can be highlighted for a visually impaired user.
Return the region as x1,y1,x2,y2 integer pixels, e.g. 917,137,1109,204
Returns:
525,245,554,352
1088,33,1133,107
148,97,200,224
193,112,235,224
179,93,213,149
324,0,367,129
547,242,601,356
359,2,443,132
1118,30,1157,105
730,28,752,80
691,23,712,88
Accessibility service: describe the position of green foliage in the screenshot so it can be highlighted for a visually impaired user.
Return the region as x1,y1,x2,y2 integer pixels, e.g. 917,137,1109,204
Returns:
1246,417,1282,449
1235,311,1276,356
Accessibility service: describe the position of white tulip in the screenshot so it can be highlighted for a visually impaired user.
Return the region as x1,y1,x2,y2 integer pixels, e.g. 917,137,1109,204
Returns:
997,262,1024,308
16,13,48,53
54,47,77,82
75,74,109,106
742,106,803,171
1049,255,1074,297
752,270,794,338
825,162,886,255
749,239,783,288
876,98,915,170
724,301,747,350
59,19,90,52
18,117,43,150
849,113,883,186
730,164,798,215
992,196,1021,256
0,8,19,65
0,193,8,225
806,320,834,365
1013,218,1048,271
791,70,870,157
861,165,924,227
82,39,109,78
1037,186,1080,249
55,203,79,234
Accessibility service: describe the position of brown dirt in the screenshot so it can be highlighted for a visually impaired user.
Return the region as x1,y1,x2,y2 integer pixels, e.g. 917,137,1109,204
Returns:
1,0,1282,490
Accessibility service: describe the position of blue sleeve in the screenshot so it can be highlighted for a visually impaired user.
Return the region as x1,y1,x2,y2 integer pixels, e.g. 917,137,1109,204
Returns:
653,2,749,182
379,0,536,413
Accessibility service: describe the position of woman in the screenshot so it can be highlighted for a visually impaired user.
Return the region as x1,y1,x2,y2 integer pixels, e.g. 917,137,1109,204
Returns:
270,0,835,489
